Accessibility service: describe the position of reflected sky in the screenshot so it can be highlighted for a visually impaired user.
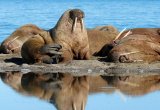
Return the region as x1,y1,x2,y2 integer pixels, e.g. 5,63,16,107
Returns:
0,79,55,110
87,91,160,110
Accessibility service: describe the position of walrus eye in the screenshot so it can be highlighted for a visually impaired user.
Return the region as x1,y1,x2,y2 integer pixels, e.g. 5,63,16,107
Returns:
69,10,75,20
69,9,84,20
69,9,85,32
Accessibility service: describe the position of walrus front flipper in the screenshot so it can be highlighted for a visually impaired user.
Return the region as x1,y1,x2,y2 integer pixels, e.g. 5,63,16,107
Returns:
40,44,62,55
40,44,62,64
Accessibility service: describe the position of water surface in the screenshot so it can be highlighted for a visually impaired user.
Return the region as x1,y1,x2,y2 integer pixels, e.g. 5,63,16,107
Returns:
1,72,160,110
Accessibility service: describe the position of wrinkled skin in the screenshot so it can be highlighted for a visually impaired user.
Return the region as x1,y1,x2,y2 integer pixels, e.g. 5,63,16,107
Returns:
0,24,119,56
21,9,90,64
106,28,160,63
88,25,119,55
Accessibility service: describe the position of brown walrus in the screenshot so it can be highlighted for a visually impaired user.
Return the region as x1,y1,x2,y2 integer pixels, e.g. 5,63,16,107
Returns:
21,9,90,63
0,23,119,57
102,75,160,96
88,25,119,55
0,24,44,54
99,28,160,62
0,72,89,110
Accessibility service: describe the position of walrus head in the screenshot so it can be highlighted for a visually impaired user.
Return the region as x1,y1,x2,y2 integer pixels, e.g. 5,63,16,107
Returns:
54,9,85,33
0,37,22,54
69,9,85,32
0,72,23,90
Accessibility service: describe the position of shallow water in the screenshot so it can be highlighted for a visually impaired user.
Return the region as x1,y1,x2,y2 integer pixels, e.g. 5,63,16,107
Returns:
0,0,160,110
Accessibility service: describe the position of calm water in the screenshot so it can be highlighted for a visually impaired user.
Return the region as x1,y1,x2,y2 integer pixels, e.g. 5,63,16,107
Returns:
1,73,160,110
0,0,160,110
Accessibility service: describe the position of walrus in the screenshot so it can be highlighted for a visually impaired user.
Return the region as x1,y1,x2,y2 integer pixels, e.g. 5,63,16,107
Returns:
0,72,89,110
0,24,44,54
0,19,119,63
21,9,90,64
0,23,119,56
99,28,160,62
87,25,119,55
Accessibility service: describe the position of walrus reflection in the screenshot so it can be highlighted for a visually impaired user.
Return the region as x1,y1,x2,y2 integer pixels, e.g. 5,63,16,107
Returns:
0,72,23,92
21,9,90,64
2,73,160,109
104,28,160,62
89,75,160,96
0,24,44,54
101,75,160,96
0,72,89,110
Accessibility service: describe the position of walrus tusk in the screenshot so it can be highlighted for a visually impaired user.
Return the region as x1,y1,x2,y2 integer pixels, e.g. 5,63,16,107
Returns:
123,30,132,38
115,89,127,102
119,80,140,87
120,51,141,56
72,17,77,32
82,101,84,110
7,36,20,46
80,19,84,32
73,103,77,110
114,28,126,41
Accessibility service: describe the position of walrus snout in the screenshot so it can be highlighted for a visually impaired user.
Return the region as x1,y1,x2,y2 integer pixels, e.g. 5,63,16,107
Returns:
69,9,84,20
69,9,85,32
1,43,18,54
0,44,11,54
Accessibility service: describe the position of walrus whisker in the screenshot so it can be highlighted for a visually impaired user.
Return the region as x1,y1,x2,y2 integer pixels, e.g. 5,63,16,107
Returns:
120,51,140,56
10,45,21,51
80,19,84,32
72,17,77,32
114,28,126,41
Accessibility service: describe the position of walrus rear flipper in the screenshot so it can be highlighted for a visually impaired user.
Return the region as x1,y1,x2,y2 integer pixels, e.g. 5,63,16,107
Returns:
147,42,160,54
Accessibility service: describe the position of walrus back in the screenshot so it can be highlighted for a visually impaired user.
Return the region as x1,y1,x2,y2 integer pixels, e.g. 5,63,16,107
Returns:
87,25,119,55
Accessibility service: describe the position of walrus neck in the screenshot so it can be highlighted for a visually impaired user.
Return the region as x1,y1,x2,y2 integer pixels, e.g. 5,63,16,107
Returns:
48,28,55,38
